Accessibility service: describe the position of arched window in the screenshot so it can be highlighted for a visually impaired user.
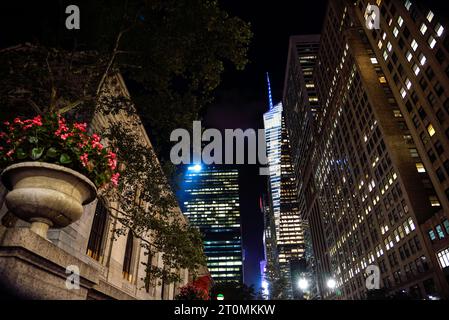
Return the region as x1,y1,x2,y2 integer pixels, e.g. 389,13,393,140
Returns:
123,231,134,282
86,199,108,262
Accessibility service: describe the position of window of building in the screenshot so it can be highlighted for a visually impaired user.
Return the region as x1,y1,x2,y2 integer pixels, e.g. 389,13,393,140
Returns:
400,87,407,98
405,78,412,89
411,39,418,51
426,66,435,80
428,35,437,49
416,162,426,172
413,64,420,75
427,123,436,136
123,232,134,282
436,225,446,239
437,248,449,268
405,0,412,11
435,140,444,155
409,148,419,158
393,27,399,38
429,195,441,207
406,51,412,61
419,53,427,66
428,149,437,162
429,229,437,241
434,82,444,96
443,220,449,235
420,23,428,35
436,167,446,182
86,199,108,262
426,10,434,23
436,23,445,37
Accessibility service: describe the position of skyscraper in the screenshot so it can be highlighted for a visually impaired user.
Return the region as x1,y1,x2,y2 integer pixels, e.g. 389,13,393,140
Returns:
180,165,243,283
264,78,305,298
283,35,331,297
283,0,449,299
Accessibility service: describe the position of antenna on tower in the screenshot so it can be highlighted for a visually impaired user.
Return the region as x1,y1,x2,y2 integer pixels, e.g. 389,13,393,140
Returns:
266,72,274,110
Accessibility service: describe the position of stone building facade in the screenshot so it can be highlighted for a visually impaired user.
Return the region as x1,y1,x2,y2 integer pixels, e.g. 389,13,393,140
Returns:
0,72,204,300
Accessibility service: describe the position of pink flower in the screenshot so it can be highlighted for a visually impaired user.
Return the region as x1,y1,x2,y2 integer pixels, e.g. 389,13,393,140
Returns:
32,115,43,126
6,149,14,157
74,122,87,132
3,121,10,126
91,134,103,150
106,151,116,159
13,118,22,125
108,157,117,170
111,173,120,187
80,153,89,167
0,132,6,138
60,133,74,140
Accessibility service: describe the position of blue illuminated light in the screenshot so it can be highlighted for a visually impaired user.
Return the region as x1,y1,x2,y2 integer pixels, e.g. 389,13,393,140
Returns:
188,164,202,172
266,72,274,110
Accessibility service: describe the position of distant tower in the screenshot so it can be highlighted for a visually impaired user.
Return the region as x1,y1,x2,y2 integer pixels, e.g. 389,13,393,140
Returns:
263,75,305,298
180,165,243,284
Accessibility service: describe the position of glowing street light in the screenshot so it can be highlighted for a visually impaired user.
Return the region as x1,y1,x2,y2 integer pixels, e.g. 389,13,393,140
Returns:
216,293,224,300
327,278,337,290
298,278,309,291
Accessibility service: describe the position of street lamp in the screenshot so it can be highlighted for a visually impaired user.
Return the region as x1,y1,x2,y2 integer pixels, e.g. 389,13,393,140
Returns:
298,278,309,291
327,278,337,290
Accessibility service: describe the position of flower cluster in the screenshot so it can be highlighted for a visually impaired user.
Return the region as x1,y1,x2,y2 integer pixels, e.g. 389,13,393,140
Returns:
0,113,120,188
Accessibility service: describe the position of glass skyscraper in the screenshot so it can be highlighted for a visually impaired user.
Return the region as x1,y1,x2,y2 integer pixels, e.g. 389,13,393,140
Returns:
180,164,243,283
264,91,305,298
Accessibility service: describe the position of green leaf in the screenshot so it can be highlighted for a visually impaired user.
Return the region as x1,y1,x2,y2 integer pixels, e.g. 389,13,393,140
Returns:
46,147,58,158
30,147,44,160
28,136,38,144
60,153,72,164
17,148,27,160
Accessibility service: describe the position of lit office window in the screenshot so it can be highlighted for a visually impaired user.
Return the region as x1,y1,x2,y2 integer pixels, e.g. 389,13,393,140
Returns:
405,78,412,89
398,16,404,27
408,218,416,231
371,57,379,64
436,225,446,239
416,163,426,173
427,11,434,23
427,123,436,136
435,23,445,37
437,248,449,268
428,35,437,49
400,87,407,98
429,229,437,241
383,50,388,60
411,39,418,51
387,42,393,52
405,0,412,11
420,23,428,35
406,51,412,61
393,27,399,38
429,196,441,207
419,53,427,66
378,40,383,49
413,64,420,75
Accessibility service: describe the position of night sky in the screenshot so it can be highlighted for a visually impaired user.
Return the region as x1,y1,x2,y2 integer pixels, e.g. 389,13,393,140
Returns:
207,1,328,289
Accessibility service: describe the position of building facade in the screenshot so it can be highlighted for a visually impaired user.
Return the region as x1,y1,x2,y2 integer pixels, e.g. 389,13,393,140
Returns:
283,35,333,298
263,99,306,298
180,165,243,283
285,0,449,299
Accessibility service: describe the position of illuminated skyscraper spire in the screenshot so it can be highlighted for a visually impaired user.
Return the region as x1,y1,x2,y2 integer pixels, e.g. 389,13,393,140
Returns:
266,72,274,110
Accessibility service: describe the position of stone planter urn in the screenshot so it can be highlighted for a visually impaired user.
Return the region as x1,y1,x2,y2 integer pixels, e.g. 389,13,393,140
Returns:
1,162,97,238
